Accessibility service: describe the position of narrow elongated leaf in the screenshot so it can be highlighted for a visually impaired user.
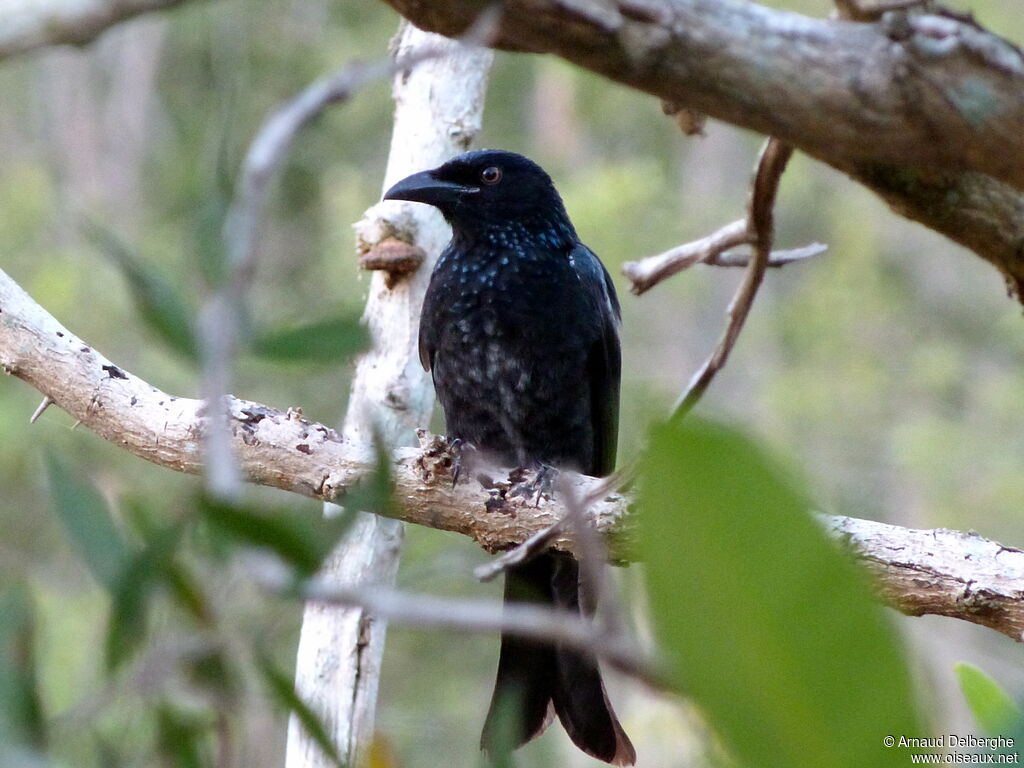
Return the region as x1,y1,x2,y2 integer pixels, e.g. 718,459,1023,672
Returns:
165,563,215,627
956,663,1023,736
198,497,355,577
640,419,919,768
194,187,230,288
84,221,198,361
185,648,239,704
0,586,46,749
46,451,128,592
155,703,211,768
343,436,395,519
251,313,367,365
106,523,185,671
256,651,344,767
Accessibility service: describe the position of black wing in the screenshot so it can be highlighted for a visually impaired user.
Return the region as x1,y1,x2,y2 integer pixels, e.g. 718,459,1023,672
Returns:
572,243,622,477
418,272,440,373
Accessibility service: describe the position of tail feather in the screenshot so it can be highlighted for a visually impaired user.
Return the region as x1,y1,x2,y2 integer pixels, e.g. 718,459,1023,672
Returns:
480,553,635,765
480,556,558,753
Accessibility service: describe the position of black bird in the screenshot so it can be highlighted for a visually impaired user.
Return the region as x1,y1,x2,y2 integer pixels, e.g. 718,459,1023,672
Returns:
384,150,634,765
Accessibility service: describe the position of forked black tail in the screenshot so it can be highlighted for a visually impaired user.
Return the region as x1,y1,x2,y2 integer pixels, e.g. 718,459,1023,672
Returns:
480,552,635,766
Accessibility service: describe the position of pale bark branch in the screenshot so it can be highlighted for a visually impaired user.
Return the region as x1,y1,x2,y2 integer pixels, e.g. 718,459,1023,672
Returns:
0,0,200,60
286,26,494,768
3,265,1024,641
822,515,1024,642
377,0,1024,295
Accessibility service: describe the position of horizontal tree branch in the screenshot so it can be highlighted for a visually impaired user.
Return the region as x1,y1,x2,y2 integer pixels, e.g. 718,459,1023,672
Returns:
377,0,1024,295
0,267,629,555
0,0,201,60
3,266,1024,639
822,515,1024,641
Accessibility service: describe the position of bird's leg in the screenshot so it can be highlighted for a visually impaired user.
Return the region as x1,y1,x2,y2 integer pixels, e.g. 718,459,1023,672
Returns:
447,438,479,488
528,462,559,506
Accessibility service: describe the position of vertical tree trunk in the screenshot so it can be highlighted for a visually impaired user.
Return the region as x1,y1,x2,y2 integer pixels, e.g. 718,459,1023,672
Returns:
285,23,493,768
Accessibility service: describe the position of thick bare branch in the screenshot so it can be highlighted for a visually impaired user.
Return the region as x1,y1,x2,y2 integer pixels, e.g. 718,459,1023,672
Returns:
0,0,199,60
822,515,1024,642
4,265,1024,640
377,0,1024,293
0,265,630,552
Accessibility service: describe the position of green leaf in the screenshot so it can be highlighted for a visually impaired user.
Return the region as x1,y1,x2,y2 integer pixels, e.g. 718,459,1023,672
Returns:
256,651,345,767
46,451,129,592
194,186,230,288
956,663,1023,736
185,648,239,704
105,523,185,671
155,703,212,768
343,436,395,519
94,734,126,768
83,221,198,361
165,562,215,628
251,313,367,365
639,419,919,768
198,497,355,578
0,585,46,749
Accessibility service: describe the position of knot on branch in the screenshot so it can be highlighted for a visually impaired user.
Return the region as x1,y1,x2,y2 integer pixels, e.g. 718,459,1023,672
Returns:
359,237,426,288
661,99,706,136
959,582,1003,617
414,429,458,484
877,8,1024,78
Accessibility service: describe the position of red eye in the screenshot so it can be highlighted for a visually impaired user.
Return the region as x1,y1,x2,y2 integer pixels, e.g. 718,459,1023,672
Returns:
480,166,502,184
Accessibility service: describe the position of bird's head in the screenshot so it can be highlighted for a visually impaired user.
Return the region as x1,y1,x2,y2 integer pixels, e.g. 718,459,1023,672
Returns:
383,150,575,241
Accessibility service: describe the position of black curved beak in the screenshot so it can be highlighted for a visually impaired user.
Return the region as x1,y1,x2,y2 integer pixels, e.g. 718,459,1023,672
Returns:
383,169,478,206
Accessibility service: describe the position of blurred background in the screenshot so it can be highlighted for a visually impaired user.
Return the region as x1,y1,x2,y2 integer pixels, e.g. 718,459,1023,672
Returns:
1,0,1022,765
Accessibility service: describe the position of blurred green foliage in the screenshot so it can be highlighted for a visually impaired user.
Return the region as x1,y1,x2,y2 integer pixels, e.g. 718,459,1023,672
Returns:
957,663,1024,739
641,419,919,767
0,0,1023,766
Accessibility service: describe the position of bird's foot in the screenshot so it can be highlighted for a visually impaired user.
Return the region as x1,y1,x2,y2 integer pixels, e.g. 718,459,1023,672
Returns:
507,462,559,506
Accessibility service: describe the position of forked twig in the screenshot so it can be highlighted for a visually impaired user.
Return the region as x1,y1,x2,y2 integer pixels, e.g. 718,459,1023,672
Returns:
670,138,793,421
622,148,823,296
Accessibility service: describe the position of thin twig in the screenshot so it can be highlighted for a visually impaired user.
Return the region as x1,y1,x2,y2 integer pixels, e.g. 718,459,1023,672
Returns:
558,477,628,637
622,222,824,295
623,219,748,296
707,242,827,268
249,556,669,690
474,521,568,582
30,395,53,424
670,138,794,421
